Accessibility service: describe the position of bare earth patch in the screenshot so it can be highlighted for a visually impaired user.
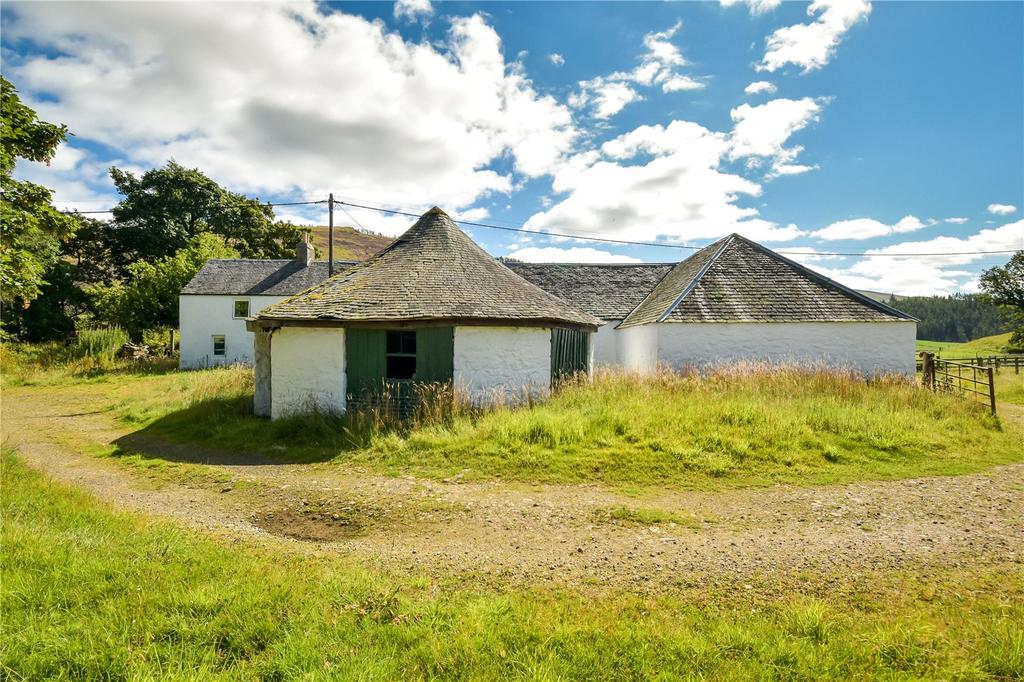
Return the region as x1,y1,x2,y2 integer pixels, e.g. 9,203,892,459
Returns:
3,383,1022,591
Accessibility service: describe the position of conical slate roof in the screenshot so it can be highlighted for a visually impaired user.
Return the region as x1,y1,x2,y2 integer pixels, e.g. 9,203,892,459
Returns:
619,234,914,328
256,207,601,328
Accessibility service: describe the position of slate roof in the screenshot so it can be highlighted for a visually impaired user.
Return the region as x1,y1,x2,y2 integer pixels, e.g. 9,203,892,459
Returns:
255,208,601,328
504,262,674,321
619,234,914,327
181,259,358,296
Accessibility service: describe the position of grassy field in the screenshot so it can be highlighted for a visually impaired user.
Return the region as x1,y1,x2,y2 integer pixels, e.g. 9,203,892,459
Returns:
88,364,1024,490
3,451,1021,680
916,332,1016,357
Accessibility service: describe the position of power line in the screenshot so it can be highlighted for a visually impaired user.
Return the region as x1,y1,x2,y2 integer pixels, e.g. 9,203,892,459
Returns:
59,197,1021,259
333,199,1022,259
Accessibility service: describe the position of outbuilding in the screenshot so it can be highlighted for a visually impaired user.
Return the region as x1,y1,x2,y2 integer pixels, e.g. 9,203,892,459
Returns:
247,207,600,418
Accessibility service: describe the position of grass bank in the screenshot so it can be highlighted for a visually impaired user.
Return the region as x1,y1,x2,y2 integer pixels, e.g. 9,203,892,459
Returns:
916,332,1017,358
105,364,1024,490
3,451,1021,680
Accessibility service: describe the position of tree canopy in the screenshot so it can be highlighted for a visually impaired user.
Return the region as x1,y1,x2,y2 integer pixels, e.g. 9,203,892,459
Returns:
105,161,304,275
979,250,1024,349
0,76,78,309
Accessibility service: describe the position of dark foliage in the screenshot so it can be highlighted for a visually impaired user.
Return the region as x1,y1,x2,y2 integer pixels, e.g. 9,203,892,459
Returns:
889,294,1009,342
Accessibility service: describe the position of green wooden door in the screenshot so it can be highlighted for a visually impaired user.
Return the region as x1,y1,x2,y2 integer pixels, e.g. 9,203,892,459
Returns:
416,326,454,384
551,327,590,384
346,328,386,398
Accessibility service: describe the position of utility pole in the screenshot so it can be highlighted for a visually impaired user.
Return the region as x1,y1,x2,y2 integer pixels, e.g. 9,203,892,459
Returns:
328,193,335,276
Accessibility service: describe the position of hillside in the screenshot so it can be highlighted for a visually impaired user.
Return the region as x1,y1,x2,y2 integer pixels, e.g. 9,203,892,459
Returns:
308,225,393,260
916,332,1017,357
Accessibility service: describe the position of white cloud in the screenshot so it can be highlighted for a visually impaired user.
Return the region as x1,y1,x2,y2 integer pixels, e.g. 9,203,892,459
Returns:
720,0,783,15
944,217,969,224
393,0,432,22
548,53,565,66
728,97,825,177
988,203,1017,216
812,215,928,241
525,119,804,244
758,0,872,73
570,21,705,119
744,80,777,96
808,221,1024,295
505,246,642,263
5,3,577,214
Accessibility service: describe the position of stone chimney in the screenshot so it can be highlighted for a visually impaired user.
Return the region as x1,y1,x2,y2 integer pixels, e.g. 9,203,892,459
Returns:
295,234,314,266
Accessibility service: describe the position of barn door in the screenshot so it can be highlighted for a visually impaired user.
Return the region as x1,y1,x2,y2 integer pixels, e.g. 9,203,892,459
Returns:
551,327,590,384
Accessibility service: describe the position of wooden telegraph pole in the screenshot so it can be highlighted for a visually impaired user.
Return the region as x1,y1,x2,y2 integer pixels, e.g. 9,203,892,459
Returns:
328,193,335,276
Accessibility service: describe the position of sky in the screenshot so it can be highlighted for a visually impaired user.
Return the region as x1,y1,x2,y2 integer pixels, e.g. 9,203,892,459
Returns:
3,0,1022,295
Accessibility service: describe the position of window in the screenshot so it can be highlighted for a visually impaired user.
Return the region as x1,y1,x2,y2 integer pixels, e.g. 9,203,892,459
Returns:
233,299,250,318
212,335,226,357
385,330,416,380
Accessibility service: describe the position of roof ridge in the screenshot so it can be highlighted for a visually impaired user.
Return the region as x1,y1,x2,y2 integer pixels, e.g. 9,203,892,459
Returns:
654,235,733,323
730,235,916,321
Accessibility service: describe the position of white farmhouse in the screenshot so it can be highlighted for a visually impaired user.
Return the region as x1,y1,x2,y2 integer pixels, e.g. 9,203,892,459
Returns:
178,239,356,368
181,208,917,418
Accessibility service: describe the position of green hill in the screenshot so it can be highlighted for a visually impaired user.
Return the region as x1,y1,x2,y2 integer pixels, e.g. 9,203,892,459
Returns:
308,225,393,260
916,332,1016,357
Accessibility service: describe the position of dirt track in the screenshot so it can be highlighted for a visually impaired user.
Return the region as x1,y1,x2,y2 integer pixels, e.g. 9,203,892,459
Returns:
3,383,1023,590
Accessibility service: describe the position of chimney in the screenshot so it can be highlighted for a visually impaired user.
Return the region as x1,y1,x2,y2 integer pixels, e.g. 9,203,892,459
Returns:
295,234,314,266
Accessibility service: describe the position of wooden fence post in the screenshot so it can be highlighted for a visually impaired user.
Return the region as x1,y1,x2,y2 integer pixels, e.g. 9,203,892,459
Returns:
921,352,934,390
987,366,996,416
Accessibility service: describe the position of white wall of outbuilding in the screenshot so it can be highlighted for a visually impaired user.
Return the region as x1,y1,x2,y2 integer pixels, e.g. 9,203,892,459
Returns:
615,320,916,376
269,326,346,419
179,294,286,368
453,326,553,405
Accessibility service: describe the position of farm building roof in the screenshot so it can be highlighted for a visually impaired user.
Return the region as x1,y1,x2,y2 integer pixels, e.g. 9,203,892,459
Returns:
619,234,915,327
253,207,602,329
503,262,674,321
181,259,358,296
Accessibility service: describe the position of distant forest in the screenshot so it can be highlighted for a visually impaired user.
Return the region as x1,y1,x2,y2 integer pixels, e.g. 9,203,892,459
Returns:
888,294,1009,342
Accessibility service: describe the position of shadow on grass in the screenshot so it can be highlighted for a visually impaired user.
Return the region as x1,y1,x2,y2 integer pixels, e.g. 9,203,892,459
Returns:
111,394,390,466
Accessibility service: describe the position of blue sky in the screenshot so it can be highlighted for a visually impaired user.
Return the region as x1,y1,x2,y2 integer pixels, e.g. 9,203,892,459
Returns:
3,0,1022,294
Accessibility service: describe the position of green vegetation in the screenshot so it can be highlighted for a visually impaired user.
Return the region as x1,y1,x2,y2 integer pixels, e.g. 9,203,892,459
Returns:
0,333,176,386
4,451,1022,680
916,332,1016,357
994,369,1024,406
99,365,1024,490
979,250,1024,350
593,505,706,529
894,293,1009,343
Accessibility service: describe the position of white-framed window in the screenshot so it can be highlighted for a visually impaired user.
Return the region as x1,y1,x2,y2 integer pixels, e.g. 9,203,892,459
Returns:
212,335,226,357
233,299,250,319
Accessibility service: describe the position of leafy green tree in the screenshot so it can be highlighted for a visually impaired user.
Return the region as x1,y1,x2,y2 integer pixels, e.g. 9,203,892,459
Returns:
979,250,1024,349
0,76,78,311
94,233,238,339
105,161,305,274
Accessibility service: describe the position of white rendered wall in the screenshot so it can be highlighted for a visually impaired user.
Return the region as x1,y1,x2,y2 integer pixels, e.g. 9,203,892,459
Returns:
179,295,286,369
270,327,346,419
593,322,620,367
616,324,659,374
454,326,552,404
655,321,917,376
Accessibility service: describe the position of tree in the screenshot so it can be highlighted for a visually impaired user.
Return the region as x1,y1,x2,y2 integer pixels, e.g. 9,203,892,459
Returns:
0,76,78,311
979,250,1024,349
105,161,305,274
93,233,238,339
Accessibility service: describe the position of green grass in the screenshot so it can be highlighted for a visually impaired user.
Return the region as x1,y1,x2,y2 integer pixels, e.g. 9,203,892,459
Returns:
916,332,1017,358
0,336,177,387
103,365,1024,490
994,369,1024,406
592,505,706,529
3,450,1022,680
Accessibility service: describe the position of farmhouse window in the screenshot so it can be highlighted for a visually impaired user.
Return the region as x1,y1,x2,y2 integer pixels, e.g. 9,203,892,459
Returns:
385,330,416,380
212,335,226,357
233,300,250,318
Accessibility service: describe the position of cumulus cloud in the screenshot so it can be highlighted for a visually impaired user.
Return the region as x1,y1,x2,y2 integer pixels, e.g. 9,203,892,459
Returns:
720,0,783,14
758,0,872,73
505,246,642,263
570,21,705,119
812,215,928,241
744,80,777,96
808,221,1024,295
728,97,826,177
5,3,576,214
393,0,432,22
988,203,1017,216
548,53,565,66
525,118,804,244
